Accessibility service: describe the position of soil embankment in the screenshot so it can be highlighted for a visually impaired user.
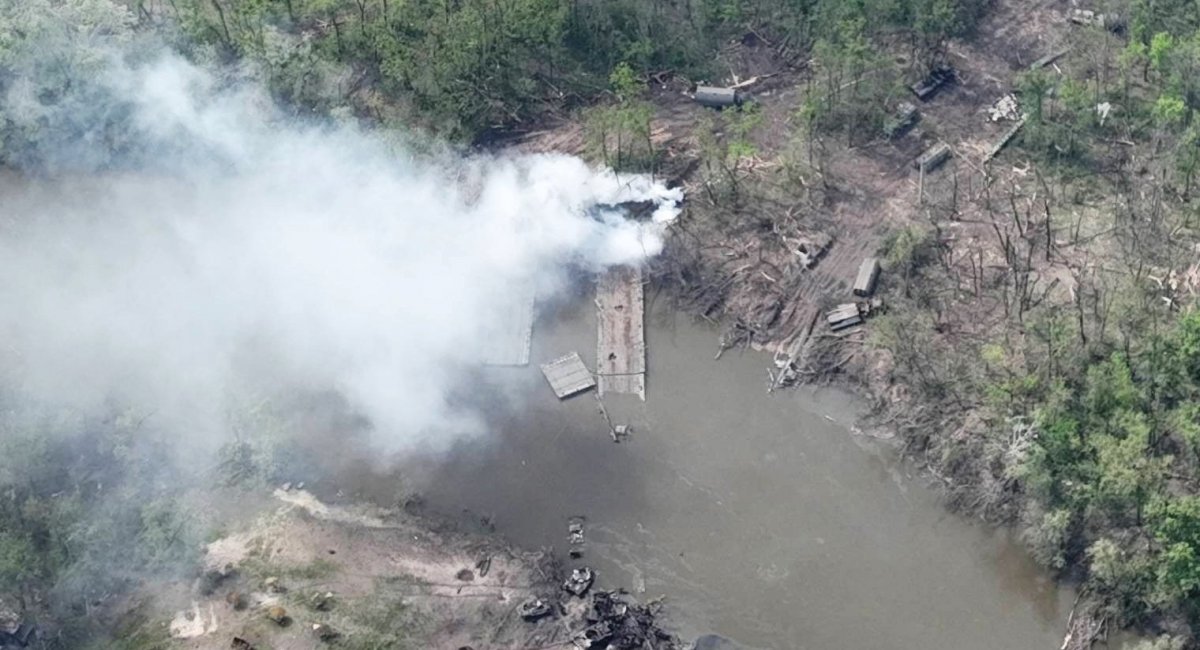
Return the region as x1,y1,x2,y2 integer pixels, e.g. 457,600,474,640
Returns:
132,487,679,649
120,486,681,647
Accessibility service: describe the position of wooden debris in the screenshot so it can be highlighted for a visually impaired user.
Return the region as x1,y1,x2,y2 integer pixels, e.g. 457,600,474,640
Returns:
1030,48,1069,70
729,73,775,90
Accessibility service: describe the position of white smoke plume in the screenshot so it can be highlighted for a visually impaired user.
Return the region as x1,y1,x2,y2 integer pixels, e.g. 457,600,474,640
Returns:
0,54,682,454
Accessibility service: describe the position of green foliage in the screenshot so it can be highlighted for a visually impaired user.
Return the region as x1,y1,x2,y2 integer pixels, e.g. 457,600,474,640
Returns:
331,576,424,650
1149,497,1200,604
805,16,894,142
1021,507,1072,570
0,0,137,167
585,62,656,172
999,309,1200,625
1129,636,1187,650
694,102,762,204
1153,94,1187,128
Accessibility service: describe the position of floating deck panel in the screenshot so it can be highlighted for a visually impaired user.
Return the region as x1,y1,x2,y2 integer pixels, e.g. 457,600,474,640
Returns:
597,265,646,400
540,352,596,399
480,285,535,366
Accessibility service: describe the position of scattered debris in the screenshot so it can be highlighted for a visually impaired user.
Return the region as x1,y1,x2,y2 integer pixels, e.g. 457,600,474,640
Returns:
883,102,919,138
611,423,632,443
987,94,1021,122
568,518,586,558
863,297,887,317
230,637,256,650
1030,48,1070,70
265,606,289,626
1069,9,1122,31
571,590,677,649
518,597,553,621
310,591,335,611
311,623,338,642
224,591,247,611
915,142,952,173
573,620,614,648
170,602,219,639
786,231,833,269
540,352,597,399
263,576,286,594
853,258,881,298
910,65,954,101
563,567,595,597
474,554,492,577
693,86,743,109
198,563,236,596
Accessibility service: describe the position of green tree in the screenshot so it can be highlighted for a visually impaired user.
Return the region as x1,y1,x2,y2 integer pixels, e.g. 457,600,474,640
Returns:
1090,412,1167,525
585,62,655,171
1149,496,1200,604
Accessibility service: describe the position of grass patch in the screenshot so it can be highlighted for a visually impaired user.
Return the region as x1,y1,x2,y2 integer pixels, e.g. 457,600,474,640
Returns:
91,605,172,650
326,577,424,650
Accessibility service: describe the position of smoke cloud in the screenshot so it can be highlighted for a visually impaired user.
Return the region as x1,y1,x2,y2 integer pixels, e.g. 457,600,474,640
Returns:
0,53,681,454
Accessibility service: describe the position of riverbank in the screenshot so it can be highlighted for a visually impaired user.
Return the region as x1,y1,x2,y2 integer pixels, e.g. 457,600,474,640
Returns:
389,297,1075,649
115,486,682,650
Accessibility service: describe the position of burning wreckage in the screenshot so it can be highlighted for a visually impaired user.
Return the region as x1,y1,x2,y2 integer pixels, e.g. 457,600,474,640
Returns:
564,567,596,597
513,564,683,649
569,589,678,650
568,518,587,558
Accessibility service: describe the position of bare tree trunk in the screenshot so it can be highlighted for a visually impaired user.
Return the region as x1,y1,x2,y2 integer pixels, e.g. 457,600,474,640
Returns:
211,0,231,45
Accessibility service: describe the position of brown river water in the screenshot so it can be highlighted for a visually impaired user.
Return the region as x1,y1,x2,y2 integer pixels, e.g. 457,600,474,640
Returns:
382,289,1084,650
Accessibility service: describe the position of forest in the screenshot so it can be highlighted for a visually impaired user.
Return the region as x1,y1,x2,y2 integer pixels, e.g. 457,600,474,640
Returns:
4,0,1200,647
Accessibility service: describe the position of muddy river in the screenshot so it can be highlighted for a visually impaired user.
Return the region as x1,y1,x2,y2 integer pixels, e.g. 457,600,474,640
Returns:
397,291,1073,649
